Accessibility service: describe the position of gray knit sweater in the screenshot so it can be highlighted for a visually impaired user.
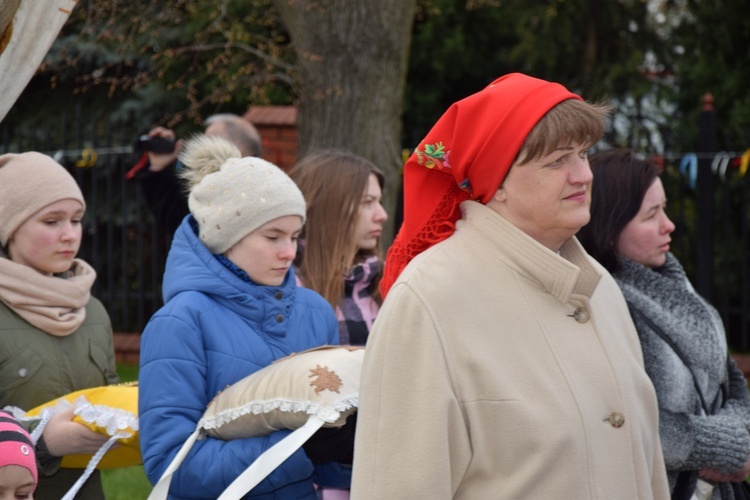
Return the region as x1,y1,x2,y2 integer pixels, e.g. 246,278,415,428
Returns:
615,253,750,499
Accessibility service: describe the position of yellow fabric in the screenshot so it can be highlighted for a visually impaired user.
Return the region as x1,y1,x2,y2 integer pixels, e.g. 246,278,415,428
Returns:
200,345,363,440
24,382,140,469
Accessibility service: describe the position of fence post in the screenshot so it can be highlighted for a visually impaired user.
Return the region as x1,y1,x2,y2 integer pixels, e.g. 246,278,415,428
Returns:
695,92,716,301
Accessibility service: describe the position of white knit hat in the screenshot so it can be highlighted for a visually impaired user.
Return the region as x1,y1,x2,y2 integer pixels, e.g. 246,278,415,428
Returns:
184,136,306,254
0,152,85,247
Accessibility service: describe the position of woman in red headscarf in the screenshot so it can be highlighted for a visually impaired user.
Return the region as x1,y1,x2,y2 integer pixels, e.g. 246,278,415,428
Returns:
351,74,670,499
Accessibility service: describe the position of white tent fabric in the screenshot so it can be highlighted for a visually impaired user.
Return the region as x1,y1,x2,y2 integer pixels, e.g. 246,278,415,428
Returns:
0,0,75,123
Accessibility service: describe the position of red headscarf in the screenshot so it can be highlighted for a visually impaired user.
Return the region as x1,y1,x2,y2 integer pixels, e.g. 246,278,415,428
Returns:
380,73,582,297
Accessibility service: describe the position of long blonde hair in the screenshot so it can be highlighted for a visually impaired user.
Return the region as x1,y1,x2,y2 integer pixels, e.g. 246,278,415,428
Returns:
292,150,385,308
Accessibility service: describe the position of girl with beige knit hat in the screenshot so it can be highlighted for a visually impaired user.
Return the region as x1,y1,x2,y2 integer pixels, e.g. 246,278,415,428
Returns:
138,135,353,499
0,152,119,499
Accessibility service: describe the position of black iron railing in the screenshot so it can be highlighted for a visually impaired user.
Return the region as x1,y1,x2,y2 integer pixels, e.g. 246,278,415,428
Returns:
2,106,749,351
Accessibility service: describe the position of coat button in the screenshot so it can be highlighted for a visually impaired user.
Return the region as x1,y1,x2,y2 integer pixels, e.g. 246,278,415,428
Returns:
572,307,589,323
275,292,283,300
276,314,284,323
605,412,625,428
18,368,28,377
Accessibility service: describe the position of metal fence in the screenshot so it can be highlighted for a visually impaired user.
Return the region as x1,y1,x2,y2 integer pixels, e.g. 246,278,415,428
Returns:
2,110,750,351
1,111,171,333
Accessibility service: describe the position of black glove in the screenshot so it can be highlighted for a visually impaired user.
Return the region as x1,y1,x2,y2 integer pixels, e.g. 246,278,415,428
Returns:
302,413,357,466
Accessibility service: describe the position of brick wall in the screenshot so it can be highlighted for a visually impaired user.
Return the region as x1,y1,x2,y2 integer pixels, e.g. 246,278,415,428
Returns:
244,105,298,172
114,332,141,366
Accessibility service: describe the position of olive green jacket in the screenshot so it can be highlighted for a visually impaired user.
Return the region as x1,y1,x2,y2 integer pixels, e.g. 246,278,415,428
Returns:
0,297,119,499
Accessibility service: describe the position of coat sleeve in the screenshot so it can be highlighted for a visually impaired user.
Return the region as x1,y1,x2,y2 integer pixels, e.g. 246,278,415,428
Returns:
134,163,189,236
138,312,317,498
351,282,471,499
86,297,120,386
31,428,62,477
102,313,120,386
632,310,750,475
717,355,750,430
313,463,352,489
659,408,750,474
656,355,750,474
655,354,750,474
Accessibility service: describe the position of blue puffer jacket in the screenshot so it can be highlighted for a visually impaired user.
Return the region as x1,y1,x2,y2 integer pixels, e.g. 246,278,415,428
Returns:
139,216,349,499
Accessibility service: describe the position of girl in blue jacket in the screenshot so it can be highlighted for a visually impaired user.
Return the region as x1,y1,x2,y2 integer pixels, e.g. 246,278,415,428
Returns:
138,135,352,499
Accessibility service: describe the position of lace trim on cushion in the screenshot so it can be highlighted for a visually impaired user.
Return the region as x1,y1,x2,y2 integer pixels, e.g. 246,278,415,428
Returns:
199,396,359,431
5,396,138,440
71,396,139,436
380,184,470,297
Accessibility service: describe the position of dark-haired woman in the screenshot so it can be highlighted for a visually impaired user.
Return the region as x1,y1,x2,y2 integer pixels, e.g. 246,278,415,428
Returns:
579,148,750,500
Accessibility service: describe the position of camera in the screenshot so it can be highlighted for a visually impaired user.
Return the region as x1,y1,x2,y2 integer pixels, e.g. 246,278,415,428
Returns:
135,135,176,154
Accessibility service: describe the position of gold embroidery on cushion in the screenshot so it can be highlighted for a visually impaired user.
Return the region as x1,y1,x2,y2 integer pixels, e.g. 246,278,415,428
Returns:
308,365,342,394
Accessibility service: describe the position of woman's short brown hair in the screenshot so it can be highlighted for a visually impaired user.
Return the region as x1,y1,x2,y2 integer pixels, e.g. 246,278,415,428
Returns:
516,99,612,166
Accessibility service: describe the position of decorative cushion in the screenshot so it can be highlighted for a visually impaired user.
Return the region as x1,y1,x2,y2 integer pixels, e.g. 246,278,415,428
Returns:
7,382,140,469
148,345,364,500
200,345,363,440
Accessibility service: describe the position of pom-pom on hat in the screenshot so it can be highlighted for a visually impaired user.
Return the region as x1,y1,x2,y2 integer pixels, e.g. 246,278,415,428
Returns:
0,152,85,247
0,411,38,486
379,73,582,297
180,134,307,254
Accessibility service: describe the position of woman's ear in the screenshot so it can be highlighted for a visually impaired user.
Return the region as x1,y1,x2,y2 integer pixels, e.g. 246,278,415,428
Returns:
485,188,506,214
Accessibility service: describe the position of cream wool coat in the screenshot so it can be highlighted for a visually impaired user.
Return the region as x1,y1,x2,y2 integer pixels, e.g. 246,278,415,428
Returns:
351,201,669,500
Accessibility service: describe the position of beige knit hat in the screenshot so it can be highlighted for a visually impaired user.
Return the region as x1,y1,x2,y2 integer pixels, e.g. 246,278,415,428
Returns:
0,152,85,247
180,135,306,254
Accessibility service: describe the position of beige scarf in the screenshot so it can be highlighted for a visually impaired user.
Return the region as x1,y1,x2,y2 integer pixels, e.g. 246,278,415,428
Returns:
0,257,95,336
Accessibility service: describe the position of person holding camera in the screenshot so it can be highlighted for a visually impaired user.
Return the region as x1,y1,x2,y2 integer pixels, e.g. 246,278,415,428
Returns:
126,114,263,236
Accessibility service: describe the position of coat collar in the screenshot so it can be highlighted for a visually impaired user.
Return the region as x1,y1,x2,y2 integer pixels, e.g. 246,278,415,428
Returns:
163,216,296,333
458,201,601,303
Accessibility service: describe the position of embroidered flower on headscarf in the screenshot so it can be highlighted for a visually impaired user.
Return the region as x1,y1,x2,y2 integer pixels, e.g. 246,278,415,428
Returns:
416,142,450,171
415,142,470,193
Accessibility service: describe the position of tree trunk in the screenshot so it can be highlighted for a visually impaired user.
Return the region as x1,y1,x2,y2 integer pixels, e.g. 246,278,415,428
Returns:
272,0,417,246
